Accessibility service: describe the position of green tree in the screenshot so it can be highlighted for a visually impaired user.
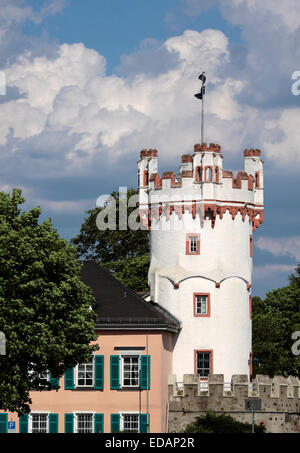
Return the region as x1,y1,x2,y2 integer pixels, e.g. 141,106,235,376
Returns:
102,253,150,292
71,188,150,292
183,412,265,433
0,189,98,415
252,266,300,377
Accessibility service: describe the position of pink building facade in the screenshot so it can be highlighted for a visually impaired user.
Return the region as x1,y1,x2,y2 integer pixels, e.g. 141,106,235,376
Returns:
0,261,179,433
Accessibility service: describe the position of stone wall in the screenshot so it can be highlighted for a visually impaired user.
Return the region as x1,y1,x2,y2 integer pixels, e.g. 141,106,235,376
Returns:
168,374,300,433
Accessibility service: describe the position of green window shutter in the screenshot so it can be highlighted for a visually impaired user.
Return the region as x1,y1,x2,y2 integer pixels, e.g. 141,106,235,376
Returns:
110,355,120,389
49,372,59,390
94,355,104,390
0,413,8,433
49,413,59,433
64,367,74,390
111,414,120,433
94,413,104,433
64,413,74,433
140,355,150,389
140,413,149,433
19,414,28,433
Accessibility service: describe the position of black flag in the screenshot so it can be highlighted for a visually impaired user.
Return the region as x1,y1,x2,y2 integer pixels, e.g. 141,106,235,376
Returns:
194,86,205,100
195,72,206,100
198,73,206,84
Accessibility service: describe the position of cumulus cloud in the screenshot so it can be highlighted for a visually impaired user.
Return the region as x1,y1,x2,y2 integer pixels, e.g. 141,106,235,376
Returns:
0,0,299,238
262,109,300,164
35,198,94,214
256,236,300,261
1,28,241,170
253,263,296,279
0,0,66,67
252,263,296,295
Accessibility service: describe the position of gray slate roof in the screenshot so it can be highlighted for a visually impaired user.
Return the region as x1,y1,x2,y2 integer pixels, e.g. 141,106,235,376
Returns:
79,260,181,332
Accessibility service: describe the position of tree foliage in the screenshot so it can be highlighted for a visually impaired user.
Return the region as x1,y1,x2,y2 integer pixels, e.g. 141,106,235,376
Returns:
71,188,149,291
0,189,98,414
101,253,150,292
252,265,300,377
184,412,265,433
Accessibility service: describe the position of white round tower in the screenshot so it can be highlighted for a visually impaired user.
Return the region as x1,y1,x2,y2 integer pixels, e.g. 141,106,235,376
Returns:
138,144,264,382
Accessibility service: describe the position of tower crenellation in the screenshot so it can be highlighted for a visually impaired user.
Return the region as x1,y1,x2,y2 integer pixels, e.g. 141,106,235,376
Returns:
139,143,264,232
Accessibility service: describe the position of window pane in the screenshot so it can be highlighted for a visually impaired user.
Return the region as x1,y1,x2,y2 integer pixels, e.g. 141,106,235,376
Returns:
123,414,139,433
77,357,94,387
77,413,93,433
196,352,211,378
189,236,198,253
32,413,48,433
122,356,139,387
196,295,208,315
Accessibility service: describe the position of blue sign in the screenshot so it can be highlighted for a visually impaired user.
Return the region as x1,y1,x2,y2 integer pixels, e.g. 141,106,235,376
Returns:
8,421,16,430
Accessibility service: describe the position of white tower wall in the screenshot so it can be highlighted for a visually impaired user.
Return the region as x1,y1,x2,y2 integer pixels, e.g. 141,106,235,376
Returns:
138,144,264,382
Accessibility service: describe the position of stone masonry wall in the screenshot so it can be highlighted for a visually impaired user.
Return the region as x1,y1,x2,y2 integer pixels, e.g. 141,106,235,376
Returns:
168,374,300,433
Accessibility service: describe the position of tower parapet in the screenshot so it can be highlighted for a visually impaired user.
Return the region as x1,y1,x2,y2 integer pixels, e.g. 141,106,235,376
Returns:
139,143,264,232
138,143,264,382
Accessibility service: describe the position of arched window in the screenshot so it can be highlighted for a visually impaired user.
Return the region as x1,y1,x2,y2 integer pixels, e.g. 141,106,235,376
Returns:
195,166,202,182
205,166,212,182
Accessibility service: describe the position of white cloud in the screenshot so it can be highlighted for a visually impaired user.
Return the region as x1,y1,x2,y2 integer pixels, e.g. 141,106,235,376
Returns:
223,0,300,32
0,0,300,224
35,198,94,214
6,43,106,113
253,263,295,293
256,236,300,261
1,28,244,166
262,109,300,164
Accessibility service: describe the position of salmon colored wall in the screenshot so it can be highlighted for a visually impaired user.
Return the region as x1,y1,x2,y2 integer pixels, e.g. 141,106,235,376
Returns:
2,329,173,433
160,332,173,433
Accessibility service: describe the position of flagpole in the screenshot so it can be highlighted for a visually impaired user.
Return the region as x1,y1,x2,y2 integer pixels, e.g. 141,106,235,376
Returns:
201,79,204,145
195,71,206,145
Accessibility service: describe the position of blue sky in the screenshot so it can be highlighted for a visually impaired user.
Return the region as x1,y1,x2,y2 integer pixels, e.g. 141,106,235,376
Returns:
0,0,300,297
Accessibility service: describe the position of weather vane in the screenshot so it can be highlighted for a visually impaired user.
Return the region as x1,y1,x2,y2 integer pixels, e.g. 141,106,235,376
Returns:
194,72,206,145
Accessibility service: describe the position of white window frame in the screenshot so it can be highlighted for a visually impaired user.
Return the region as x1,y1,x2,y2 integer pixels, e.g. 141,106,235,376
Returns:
120,353,141,388
195,295,208,315
38,371,50,385
28,412,50,433
119,411,140,433
74,411,95,434
189,236,198,254
75,355,95,388
28,365,50,388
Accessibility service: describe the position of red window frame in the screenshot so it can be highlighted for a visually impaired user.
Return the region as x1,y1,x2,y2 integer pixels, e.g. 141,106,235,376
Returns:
186,233,200,255
194,349,213,379
143,170,149,186
195,166,202,182
193,293,211,317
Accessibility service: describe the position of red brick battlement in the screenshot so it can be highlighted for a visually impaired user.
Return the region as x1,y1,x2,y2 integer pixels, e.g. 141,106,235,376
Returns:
194,143,221,153
140,149,158,159
244,148,261,157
